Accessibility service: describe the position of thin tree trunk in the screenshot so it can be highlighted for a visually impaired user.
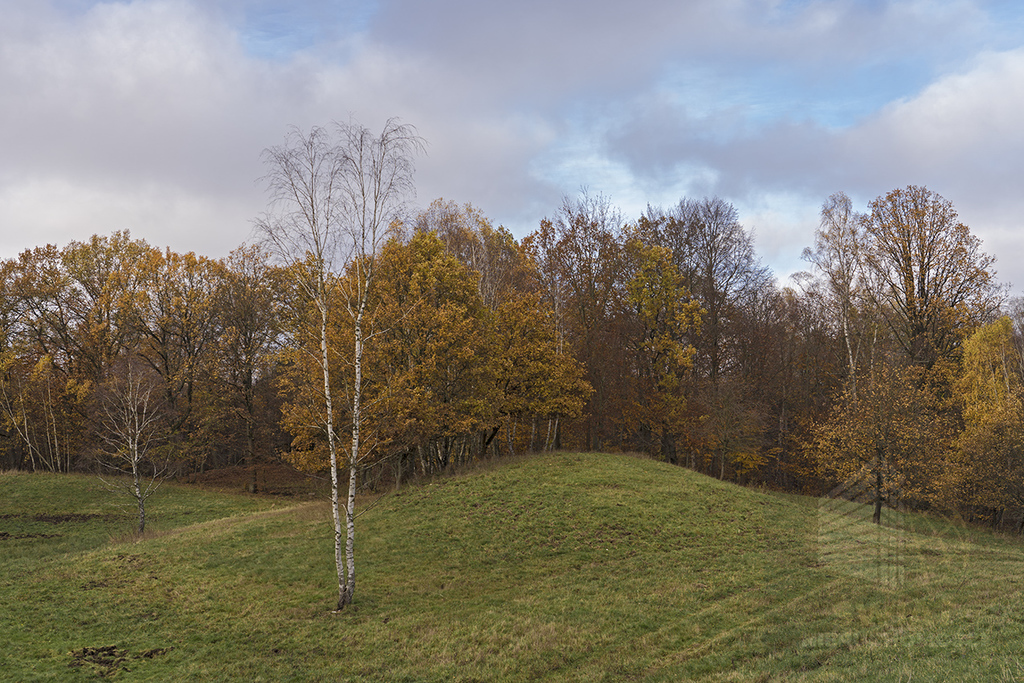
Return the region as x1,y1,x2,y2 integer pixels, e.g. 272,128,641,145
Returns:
482,426,500,453
873,466,883,525
246,414,258,493
20,397,37,471
662,431,677,466
394,451,404,491
25,420,36,471
132,443,146,534
321,300,346,611
341,302,366,608
344,453,357,606
843,307,857,397
506,416,516,456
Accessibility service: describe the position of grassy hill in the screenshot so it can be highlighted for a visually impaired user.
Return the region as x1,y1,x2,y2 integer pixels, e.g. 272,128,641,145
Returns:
2,452,1023,681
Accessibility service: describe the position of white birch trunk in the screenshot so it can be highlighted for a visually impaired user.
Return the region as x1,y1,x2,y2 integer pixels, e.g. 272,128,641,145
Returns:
842,301,857,398
257,118,422,612
342,305,363,607
321,298,346,611
132,449,145,534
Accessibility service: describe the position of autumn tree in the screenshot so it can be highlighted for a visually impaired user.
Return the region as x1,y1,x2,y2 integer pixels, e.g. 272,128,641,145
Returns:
258,118,423,610
726,284,793,481
653,197,771,385
0,246,95,472
489,291,590,456
407,202,588,459
417,200,587,455
131,249,222,463
60,232,158,384
943,317,1024,526
754,286,842,492
347,227,588,484
0,259,19,469
863,186,1001,369
637,198,771,476
529,191,625,450
521,218,574,448
356,231,496,476
622,239,702,464
0,353,88,472
415,199,538,310
811,361,945,524
212,245,282,483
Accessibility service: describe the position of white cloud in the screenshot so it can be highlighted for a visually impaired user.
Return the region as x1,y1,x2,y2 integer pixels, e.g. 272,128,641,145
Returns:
850,48,1024,189
0,176,255,258
0,2,408,255
600,35,1024,287
849,47,1024,288
0,0,571,255
2,0,1022,293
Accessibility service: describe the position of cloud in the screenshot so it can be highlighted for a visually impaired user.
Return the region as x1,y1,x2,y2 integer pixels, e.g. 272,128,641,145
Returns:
374,0,988,100
605,41,1024,286
0,176,253,258
0,1,410,256
0,0,570,256
1,0,1021,292
2,3,243,176
850,48,1024,193
852,47,1024,287
0,0,282,255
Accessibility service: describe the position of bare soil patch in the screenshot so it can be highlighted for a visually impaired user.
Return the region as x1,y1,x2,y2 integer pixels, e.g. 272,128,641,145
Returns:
0,530,59,540
69,645,172,677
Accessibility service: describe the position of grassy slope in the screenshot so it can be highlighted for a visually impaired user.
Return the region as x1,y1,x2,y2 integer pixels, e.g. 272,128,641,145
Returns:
2,453,1024,681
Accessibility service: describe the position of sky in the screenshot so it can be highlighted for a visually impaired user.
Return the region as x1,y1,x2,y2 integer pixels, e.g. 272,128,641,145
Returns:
3,0,1024,291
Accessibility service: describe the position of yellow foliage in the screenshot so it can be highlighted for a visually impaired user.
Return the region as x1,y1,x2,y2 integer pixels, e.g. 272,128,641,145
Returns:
943,317,1024,513
621,239,703,459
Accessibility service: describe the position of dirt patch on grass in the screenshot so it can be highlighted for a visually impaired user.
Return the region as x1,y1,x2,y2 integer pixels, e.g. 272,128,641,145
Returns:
0,530,60,540
69,645,172,677
35,512,108,523
0,512,118,523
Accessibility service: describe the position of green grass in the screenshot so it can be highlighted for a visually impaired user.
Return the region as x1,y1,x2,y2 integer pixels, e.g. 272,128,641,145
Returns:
2,453,1024,681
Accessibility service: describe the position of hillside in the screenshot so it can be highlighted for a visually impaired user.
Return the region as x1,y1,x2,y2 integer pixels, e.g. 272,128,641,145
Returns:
2,453,1023,681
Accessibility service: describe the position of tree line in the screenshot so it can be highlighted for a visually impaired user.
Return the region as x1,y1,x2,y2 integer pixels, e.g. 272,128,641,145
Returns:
1,126,1021,542
0,236,283,479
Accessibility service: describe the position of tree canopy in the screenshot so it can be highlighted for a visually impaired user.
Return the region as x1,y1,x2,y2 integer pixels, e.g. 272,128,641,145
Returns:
1,179,1020,534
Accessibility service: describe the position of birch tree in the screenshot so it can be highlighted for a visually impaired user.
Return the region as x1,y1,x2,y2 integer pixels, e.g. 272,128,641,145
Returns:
95,361,167,535
256,118,423,610
802,192,865,394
